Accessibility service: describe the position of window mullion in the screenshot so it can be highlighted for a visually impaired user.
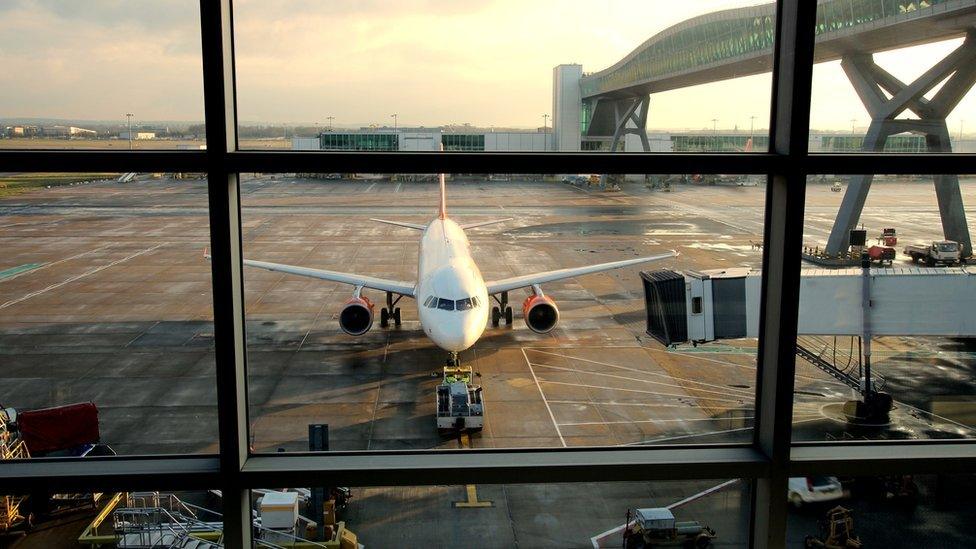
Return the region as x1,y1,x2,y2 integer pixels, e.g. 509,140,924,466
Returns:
751,0,817,547
200,0,250,547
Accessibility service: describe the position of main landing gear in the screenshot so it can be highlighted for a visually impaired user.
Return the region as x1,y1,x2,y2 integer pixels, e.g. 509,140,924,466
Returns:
380,291,402,328
491,291,513,327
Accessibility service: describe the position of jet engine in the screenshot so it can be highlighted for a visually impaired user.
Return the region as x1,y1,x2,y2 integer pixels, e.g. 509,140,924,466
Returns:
523,294,559,334
339,296,374,336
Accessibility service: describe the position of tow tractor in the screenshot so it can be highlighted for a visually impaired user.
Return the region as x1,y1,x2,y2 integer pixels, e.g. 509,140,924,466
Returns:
804,506,862,549
623,508,716,548
436,366,484,432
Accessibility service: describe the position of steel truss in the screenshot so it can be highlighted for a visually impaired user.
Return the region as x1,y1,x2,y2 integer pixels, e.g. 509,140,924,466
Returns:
0,3,975,549
826,30,976,257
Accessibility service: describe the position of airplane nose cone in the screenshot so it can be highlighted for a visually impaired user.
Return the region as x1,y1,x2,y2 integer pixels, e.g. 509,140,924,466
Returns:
429,312,485,352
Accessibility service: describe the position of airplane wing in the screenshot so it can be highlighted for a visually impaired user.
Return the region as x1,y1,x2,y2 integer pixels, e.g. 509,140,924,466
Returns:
244,258,416,296
370,218,426,231
485,251,676,295
460,218,513,230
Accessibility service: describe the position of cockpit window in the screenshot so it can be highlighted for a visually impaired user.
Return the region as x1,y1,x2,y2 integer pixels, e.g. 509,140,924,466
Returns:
424,296,435,308
437,298,455,311
471,296,480,307
456,298,473,311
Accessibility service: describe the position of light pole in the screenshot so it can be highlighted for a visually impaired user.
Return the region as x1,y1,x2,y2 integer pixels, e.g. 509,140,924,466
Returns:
391,113,397,132
125,113,134,150
543,114,550,151
327,116,334,131
850,118,856,136
960,119,965,144
749,115,757,139
711,118,718,133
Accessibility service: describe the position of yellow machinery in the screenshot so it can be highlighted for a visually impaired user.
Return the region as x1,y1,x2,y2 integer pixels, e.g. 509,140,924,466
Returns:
0,410,31,534
805,506,863,549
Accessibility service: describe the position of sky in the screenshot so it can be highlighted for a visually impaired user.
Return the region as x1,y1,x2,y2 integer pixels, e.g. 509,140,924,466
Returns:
0,0,973,133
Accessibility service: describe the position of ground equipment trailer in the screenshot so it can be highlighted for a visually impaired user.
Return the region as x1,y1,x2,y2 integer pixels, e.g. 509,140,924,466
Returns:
804,506,862,548
904,240,962,266
436,366,484,431
623,508,715,548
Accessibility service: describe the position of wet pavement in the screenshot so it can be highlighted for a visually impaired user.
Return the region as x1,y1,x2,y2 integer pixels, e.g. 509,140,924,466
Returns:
1,175,975,547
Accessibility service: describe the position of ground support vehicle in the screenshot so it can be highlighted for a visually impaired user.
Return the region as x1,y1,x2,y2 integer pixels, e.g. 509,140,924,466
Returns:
436,366,484,432
904,241,962,266
804,506,862,549
623,508,716,548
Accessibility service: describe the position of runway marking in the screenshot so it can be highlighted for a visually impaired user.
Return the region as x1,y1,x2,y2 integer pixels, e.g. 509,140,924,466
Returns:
453,433,493,508
537,380,746,404
0,243,166,311
530,361,753,399
394,183,402,193
559,417,754,426
589,479,741,548
364,182,377,193
548,400,755,410
522,347,566,447
528,349,754,396
619,416,823,446
0,243,114,283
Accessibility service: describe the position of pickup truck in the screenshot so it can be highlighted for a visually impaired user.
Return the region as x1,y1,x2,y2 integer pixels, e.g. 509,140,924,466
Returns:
904,240,961,266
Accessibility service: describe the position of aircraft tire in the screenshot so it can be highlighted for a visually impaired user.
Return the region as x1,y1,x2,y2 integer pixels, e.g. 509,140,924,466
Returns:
380,307,389,328
491,306,501,327
394,307,401,326
504,306,513,325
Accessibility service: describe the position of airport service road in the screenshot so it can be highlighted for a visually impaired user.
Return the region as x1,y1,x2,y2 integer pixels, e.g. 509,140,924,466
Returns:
1,176,975,455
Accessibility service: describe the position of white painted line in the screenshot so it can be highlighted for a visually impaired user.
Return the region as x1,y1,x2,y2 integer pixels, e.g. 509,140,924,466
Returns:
619,426,754,446
589,480,741,548
0,243,114,283
537,380,744,403
522,347,566,447
0,243,166,310
528,349,754,395
530,361,753,399
547,400,755,410
364,182,377,193
394,183,402,193
559,417,754,427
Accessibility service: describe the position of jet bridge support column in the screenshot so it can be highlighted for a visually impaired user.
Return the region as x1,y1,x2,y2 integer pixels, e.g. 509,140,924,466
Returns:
825,31,976,258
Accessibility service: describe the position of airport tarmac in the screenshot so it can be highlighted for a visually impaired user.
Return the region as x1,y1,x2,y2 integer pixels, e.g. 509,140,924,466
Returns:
1,174,975,547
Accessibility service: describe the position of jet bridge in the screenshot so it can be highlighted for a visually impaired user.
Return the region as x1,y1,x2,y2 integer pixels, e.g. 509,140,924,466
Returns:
642,267,976,346
642,265,976,423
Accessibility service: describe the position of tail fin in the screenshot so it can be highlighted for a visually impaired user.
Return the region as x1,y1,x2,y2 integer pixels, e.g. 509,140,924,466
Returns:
438,173,447,220
438,144,447,220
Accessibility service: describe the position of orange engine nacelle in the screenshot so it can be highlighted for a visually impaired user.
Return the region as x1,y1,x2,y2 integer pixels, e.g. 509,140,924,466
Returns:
523,294,559,334
339,296,374,336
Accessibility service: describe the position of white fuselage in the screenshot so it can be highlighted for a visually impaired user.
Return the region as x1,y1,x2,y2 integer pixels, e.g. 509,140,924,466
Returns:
415,218,490,352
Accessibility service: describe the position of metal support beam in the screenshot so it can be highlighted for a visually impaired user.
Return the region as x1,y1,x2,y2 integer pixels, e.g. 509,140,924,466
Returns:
199,0,251,547
826,31,976,257
751,1,816,547
609,95,651,153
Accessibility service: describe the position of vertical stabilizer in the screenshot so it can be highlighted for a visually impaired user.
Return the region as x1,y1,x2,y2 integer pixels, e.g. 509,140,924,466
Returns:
438,173,447,220
438,143,447,219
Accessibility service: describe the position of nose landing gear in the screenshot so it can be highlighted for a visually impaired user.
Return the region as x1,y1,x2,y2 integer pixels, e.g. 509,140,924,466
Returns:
490,291,513,327
380,291,402,328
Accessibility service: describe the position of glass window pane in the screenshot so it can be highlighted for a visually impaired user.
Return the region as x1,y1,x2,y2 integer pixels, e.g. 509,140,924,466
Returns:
787,474,976,548
437,298,455,311
456,298,473,311
794,174,975,442
809,1,976,154
0,2,205,150
232,1,774,152
240,173,762,453
0,173,217,456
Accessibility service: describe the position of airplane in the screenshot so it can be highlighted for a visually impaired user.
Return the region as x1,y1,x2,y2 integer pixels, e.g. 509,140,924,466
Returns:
213,174,676,366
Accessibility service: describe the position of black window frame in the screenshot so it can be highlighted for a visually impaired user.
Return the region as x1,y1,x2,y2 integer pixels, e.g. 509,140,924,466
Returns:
1,2,975,547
